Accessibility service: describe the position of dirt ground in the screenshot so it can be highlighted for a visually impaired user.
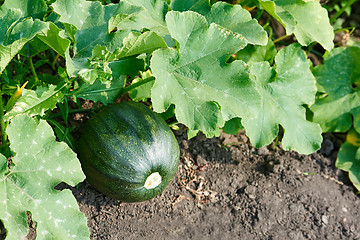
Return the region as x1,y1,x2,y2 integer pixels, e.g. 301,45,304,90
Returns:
1,114,360,240
71,127,359,240
0,123,355,240
1,2,360,239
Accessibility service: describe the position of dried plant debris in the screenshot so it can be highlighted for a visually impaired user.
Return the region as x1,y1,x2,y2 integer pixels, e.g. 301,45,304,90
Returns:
173,156,217,209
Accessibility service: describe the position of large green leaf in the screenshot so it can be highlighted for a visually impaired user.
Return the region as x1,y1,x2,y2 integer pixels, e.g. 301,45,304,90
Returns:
73,76,126,105
205,2,267,46
36,22,71,57
18,37,49,57
116,31,167,58
151,11,321,153
151,11,257,135
65,45,145,84
4,84,67,120
259,0,334,51
120,0,170,36
0,9,48,74
170,0,211,15
242,44,322,154
0,0,47,19
51,0,131,58
129,71,155,101
336,129,360,191
51,0,92,31
19,22,69,58
53,0,164,90
0,114,89,240
311,46,360,133
170,1,268,46
236,39,277,65
52,0,168,58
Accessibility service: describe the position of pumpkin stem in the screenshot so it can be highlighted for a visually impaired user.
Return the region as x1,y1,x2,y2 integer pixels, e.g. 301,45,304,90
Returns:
144,172,161,189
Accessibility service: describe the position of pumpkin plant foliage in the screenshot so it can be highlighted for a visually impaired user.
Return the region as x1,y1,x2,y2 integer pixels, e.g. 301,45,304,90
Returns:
151,10,321,154
336,129,360,192
0,115,89,240
0,9,49,74
311,45,360,192
2,0,356,238
259,0,334,51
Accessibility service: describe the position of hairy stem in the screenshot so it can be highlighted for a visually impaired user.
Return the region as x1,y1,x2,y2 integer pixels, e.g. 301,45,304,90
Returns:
330,0,357,24
273,34,292,44
51,53,60,70
119,76,155,96
29,56,39,85
0,94,7,144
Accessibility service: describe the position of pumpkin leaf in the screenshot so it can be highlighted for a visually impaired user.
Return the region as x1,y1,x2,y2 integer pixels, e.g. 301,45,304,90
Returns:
151,11,321,153
73,76,126,105
170,0,211,15
336,129,360,191
51,0,131,58
36,22,71,57
4,84,67,120
120,0,170,37
0,0,47,19
242,44,322,154
0,9,48,74
116,31,167,58
259,0,334,51
204,2,268,46
53,0,164,90
0,114,89,240
52,0,168,58
129,71,155,101
236,39,277,65
311,46,360,133
150,11,255,135
170,1,268,46
222,118,243,135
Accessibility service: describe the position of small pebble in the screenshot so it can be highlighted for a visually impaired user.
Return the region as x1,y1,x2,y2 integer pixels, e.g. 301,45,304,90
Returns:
321,215,328,225
248,194,256,200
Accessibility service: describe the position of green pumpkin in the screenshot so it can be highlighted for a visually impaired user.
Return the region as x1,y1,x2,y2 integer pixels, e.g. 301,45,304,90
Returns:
78,102,180,202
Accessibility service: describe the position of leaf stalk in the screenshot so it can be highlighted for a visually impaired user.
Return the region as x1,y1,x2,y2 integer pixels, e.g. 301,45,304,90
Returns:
273,34,292,44
119,76,155,96
29,56,39,85
0,94,8,144
330,0,357,24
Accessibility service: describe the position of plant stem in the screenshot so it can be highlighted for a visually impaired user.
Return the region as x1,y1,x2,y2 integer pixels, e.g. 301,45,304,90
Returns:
262,22,270,30
119,76,155,96
306,42,317,55
330,0,357,24
273,34,292,44
29,56,39,85
255,9,264,20
309,48,324,58
334,27,355,34
0,94,7,144
51,53,60,70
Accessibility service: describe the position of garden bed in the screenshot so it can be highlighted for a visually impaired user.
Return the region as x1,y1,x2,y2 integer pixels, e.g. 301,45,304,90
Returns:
1,0,360,239
58,128,360,239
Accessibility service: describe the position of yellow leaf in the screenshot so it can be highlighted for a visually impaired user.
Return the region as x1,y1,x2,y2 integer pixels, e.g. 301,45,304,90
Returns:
346,128,360,147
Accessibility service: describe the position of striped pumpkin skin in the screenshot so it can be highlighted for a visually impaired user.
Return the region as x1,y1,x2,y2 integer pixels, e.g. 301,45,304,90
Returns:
78,102,180,202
